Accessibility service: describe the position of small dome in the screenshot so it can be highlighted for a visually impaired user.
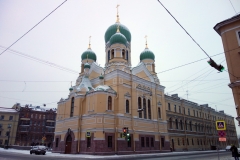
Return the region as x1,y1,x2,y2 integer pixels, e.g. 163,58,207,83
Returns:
105,23,131,43
140,48,155,61
69,87,73,91
84,63,90,69
81,49,97,61
99,74,104,79
109,32,127,46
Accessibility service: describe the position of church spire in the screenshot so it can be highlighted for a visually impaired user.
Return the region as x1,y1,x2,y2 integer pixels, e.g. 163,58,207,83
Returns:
144,35,148,49
116,4,120,23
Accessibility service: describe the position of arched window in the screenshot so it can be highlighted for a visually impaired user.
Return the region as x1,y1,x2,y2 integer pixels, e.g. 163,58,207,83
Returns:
143,98,147,119
185,120,188,130
108,96,112,110
108,50,110,61
126,51,128,60
148,99,151,119
122,49,125,59
175,119,178,129
190,121,192,131
180,120,183,130
138,97,142,118
70,97,74,117
169,118,172,129
126,100,129,113
158,107,161,119
111,49,114,59
187,138,189,145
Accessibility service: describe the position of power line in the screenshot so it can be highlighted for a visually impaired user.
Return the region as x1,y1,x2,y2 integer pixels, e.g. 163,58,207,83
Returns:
0,45,78,74
157,0,210,58
228,0,237,14
0,0,67,56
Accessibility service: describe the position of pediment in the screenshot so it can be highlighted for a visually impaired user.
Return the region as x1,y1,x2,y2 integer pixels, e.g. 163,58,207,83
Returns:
132,63,154,82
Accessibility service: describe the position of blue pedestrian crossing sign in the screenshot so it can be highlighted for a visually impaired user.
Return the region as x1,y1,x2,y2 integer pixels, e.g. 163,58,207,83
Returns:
86,131,91,137
216,120,226,130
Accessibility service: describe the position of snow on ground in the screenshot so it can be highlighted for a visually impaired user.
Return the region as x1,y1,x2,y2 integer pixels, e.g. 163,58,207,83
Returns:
0,148,227,159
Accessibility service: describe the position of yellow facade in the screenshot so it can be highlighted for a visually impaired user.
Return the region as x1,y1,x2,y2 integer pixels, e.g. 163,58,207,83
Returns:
214,14,240,122
165,94,238,151
0,107,19,146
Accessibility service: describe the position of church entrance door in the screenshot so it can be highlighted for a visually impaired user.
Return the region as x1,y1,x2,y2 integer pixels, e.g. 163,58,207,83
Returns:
65,135,72,154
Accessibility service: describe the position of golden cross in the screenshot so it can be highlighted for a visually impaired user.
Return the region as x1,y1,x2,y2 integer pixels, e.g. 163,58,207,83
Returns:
116,4,120,22
144,35,148,48
116,4,120,15
88,36,91,49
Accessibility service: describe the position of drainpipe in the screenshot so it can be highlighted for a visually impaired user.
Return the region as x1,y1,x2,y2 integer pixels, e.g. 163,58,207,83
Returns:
131,73,135,152
114,91,118,154
78,96,85,153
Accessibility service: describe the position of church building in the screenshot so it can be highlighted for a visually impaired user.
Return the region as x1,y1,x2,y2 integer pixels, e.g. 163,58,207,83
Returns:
53,8,169,154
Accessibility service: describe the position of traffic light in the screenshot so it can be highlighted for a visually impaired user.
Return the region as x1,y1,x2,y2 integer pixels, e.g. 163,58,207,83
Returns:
123,127,127,136
207,58,224,72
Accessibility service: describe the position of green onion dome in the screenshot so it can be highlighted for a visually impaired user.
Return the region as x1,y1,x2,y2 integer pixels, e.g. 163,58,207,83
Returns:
109,32,127,46
99,74,104,79
105,23,131,43
84,62,90,69
140,48,155,61
69,87,73,91
81,48,97,62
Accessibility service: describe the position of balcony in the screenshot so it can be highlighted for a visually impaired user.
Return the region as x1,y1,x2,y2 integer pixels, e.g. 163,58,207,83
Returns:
20,128,29,132
20,117,30,120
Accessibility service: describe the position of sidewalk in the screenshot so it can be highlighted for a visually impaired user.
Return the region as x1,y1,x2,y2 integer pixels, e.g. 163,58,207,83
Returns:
0,148,233,159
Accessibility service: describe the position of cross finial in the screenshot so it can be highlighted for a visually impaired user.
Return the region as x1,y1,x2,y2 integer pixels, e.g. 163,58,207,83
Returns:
88,36,91,49
144,35,148,48
116,4,120,23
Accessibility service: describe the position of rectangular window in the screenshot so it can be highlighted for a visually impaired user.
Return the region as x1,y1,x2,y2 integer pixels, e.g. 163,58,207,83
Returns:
174,105,176,112
237,31,240,46
188,109,190,115
0,115,4,120
108,136,112,148
158,107,161,118
196,111,198,117
146,137,149,147
161,137,165,147
200,112,201,118
193,110,195,116
179,106,181,113
141,137,145,147
56,138,59,147
151,137,154,147
9,116,13,120
87,137,91,148
168,103,171,111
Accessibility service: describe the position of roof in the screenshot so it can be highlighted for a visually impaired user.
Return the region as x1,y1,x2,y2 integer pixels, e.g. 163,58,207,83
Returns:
214,13,240,35
0,107,18,113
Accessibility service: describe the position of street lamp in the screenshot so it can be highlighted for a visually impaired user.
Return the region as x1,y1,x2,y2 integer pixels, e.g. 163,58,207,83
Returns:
6,124,11,149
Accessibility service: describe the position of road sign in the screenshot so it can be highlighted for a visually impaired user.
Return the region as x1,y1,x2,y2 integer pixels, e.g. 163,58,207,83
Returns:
219,137,226,141
218,131,226,137
86,131,91,137
216,120,226,130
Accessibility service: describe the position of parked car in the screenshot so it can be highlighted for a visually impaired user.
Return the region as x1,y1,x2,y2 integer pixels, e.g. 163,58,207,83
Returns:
226,145,231,151
238,148,240,154
30,145,46,155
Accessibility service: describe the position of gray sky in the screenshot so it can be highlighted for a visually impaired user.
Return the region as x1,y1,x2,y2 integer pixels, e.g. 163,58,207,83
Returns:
0,0,240,134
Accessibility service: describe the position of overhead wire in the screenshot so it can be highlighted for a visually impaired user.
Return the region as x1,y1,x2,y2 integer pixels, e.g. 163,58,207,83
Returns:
0,0,68,56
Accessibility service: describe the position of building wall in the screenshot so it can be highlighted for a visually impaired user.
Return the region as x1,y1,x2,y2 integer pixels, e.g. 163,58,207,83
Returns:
165,94,238,151
0,108,19,146
214,15,240,119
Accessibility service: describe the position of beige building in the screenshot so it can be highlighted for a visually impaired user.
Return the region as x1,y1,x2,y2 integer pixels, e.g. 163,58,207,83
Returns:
0,107,19,146
214,14,240,122
165,94,238,151
53,12,169,154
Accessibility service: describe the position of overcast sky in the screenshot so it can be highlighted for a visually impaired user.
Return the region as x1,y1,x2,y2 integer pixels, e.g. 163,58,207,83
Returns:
0,0,240,134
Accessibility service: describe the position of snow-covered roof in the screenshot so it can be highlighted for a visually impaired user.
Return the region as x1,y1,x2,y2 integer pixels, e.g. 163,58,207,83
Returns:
76,76,93,91
0,107,18,113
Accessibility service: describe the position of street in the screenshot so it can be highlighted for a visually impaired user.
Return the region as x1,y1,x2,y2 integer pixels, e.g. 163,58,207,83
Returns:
0,149,235,160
